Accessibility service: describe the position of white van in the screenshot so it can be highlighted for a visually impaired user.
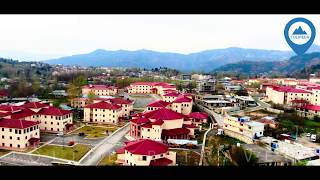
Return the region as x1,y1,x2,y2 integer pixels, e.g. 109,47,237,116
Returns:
311,134,317,142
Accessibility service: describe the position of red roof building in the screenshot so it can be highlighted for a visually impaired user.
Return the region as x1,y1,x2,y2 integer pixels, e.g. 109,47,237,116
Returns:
120,139,168,155
143,108,185,120
0,118,39,129
10,108,36,120
37,106,72,116
172,96,192,103
84,101,121,110
21,102,49,109
147,100,171,108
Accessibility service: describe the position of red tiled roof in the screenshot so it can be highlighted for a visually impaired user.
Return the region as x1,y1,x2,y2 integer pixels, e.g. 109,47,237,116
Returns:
0,112,11,118
116,148,125,154
299,104,320,111
152,119,164,126
10,108,36,119
84,101,121,110
183,124,197,129
162,128,190,136
147,100,171,108
130,117,151,124
142,108,185,120
0,118,39,129
82,85,117,90
0,105,23,112
37,106,72,116
122,139,168,155
172,96,192,103
107,98,133,105
272,86,311,93
141,123,152,128
149,158,173,166
21,102,49,109
163,92,181,97
188,112,208,119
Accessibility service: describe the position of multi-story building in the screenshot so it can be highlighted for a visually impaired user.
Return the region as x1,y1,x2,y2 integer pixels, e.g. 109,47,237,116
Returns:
187,112,208,127
296,104,320,118
162,92,181,102
130,108,196,141
31,106,73,133
0,118,40,151
266,85,312,105
84,101,122,124
145,100,171,112
196,79,216,94
116,139,176,166
169,96,192,115
82,84,118,96
126,82,176,96
223,116,264,144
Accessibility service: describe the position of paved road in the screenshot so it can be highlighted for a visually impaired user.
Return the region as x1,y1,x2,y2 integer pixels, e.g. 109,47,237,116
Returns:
196,103,224,127
253,97,271,108
79,124,130,165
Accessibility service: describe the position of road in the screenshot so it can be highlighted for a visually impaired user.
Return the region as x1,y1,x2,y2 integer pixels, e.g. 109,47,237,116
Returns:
195,103,224,127
79,123,130,165
253,97,271,108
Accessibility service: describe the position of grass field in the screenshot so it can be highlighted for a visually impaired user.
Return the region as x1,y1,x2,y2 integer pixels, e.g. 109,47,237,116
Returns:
71,125,118,138
98,153,118,166
32,144,90,161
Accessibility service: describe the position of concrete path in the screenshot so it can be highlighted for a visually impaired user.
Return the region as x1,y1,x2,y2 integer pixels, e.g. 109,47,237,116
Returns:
79,123,130,165
196,104,224,127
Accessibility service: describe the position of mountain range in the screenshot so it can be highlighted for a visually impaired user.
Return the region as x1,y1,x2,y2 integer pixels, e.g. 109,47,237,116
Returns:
43,47,298,72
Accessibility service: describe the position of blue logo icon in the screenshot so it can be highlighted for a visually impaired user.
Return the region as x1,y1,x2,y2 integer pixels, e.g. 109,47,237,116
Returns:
284,17,316,56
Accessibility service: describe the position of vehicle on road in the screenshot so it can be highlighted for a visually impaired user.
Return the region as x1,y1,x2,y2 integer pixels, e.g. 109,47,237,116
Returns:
78,132,85,136
311,134,317,142
306,133,311,137
57,132,64,137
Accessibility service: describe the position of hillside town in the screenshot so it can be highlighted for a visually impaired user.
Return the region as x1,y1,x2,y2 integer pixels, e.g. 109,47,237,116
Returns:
0,63,320,166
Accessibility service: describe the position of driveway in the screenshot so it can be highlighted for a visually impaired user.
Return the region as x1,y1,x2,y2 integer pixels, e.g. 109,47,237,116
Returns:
79,123,130,165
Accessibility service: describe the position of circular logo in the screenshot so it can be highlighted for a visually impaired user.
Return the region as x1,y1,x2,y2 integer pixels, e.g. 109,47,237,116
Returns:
284,17,316,55
288,22,311,45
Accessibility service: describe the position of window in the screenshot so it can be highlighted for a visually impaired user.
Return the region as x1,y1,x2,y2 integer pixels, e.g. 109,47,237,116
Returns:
36,132,37,135
10,144,12,147
9,129,12,132
9,136,12,140
160,154,163,157
57,128,59,131
57,122,59,125
45,121,47,124
1,128,3,131
2,143,4,146
51,116,53,119
25,136,27,139
19,130,21,134
142,156,147,161
17,137,20,140
2,136,4,139
51,122,53,125
51,128,53,131
17,144,20,148
15,129,17,134
44,116,47,118
147,129,150,132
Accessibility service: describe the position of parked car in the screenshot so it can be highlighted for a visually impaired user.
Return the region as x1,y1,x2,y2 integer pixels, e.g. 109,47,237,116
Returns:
306,133,311,137
78,132,85,136
68,141,75,146
57,132,64,137
311,134,317,142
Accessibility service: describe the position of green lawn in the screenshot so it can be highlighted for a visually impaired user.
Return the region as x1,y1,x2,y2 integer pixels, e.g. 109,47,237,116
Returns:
170,149,200,166
98,153,118,166
304,120,320,128
32,144,90,161
71,125,118,138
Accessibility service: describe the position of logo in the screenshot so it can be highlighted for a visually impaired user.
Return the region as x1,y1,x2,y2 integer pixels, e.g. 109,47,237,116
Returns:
284,17,316,55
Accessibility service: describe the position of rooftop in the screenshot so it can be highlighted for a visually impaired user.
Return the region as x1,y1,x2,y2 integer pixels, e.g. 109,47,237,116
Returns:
147,100,171,108
0,118,39,129
142,108,185,120
84,101,121,110
37,106,72,116
119,139,168,155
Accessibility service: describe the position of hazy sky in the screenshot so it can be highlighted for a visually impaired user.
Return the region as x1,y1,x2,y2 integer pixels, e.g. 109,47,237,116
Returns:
0,15,319,60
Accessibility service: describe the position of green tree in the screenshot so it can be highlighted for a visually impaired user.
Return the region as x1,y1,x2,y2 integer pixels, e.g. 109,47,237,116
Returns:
87,91,96,104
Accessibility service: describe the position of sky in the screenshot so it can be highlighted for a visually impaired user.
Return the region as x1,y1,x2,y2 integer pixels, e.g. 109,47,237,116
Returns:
0,14,319,61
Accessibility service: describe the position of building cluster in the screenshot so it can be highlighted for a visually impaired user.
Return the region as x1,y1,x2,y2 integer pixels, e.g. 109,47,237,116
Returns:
126,82,176,96
0,101,73,151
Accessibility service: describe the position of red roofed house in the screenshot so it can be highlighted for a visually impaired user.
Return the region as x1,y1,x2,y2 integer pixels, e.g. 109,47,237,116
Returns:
21,101,50,112
145,100,171,112
82,84,118,96
130,108,194,141
84,101,122,124
187,112,208,127
0,118,40,151
266,85,312,105
94,98,134,117
170,95,193,115
162,91,181,102
30,106,73,133
126,82,176,96
296,104,320,118
116,139,176,166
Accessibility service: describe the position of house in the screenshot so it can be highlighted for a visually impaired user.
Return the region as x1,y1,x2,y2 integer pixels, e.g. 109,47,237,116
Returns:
266,85,312,105
296,104,320,118
126,82,176,96
129,108,195,141
31,106,73,133
162,92,181,102
257,116,278,129
116,139,176,166
83,101,122,124
187,112,208,127
196,79,216,94
50,90,68,98
223,116,264,144
170,95,193,115
235,96,257,109
82,84,118,96
0,118,40,151
145,100,171,112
